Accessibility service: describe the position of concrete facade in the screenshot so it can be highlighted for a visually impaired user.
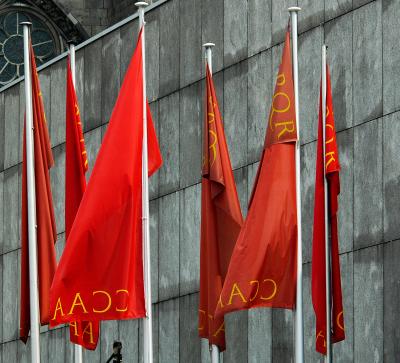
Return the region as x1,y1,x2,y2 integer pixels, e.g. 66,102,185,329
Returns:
1,0,400,362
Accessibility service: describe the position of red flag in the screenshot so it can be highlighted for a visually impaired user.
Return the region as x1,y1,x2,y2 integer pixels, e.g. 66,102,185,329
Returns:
311,64,345,354
65,58,100,350
49,29,162,326
198,66,244,351
20,44,57,342
215,28,298,318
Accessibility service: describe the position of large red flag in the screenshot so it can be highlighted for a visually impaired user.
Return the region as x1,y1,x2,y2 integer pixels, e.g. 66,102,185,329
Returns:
49,29,162,326
20,44,57,342
215,28,298,318
65,58,100,350
311,64,345,354
198,66,244,351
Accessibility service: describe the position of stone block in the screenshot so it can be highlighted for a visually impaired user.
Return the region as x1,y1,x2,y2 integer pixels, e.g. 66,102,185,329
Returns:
179,184,201,295
4,85,20,169
383,0,400,114
100,320,119,362
354,119,383,248
179,81,202,189
118,319,139,363
247,50,273,164
223,310,248,363
17,337,31,363
248,307,272,363
0,93,3,171
224,61,248,170
180,0,201,87
159,298,179,363
298,0,324,33
0,255,2,342
353,1,382,125
120,19,139,84
84,40,102,132
2,340,17,362
50,144,65,234
201,0,224,74
383,111,400,241
271,309,293,362
149,101,160,199
146,11,160,102
353,0,375,8
159,192,180,301
55,233,65,264
248,0,272,57
333,252,354,362
102,31,121,125
159,92,180,195
336,129,354,253
84,126,102,183
47,328,65,363
325,0,352,21
272,0,294,45
325,12,353,131
159,0,180,96
384,240,400,361
200,338,212,363
354,245,383,363
233,167,248,216
2,250,19,341
50,61,67,146
298,26,323,144
224,0,247,66
150,199,159,303
300,141,316,264
179,293,201,362
0,172,3,255
3,164,19,253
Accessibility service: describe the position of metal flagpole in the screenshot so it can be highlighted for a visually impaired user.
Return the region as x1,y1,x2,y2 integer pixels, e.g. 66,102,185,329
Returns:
69,42,84,363
22,21,41,363
202,41,220,363
135,3,153,363
321,44,332,363
288,7,304,363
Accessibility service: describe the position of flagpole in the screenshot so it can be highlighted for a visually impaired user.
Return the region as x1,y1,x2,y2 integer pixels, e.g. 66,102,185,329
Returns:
136,3,153,363
288,7,304,363
321,44,332,363
68,41,84,363
22,21,41,363
202,41,220,363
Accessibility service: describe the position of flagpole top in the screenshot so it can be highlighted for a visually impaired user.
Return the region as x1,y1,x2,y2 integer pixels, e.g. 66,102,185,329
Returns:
20,21,32,27
288,6,301,12
135,2,148,8
203,43,215,49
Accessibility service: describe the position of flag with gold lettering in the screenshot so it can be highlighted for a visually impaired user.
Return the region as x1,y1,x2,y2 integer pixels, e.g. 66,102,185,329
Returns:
20,43,57,343
49,28,162,326
65,58,100,350
311,64,345,354
215,27,298,319
199,65,244,351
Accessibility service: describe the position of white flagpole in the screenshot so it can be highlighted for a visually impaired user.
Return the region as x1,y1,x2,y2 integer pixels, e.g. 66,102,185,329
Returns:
288,7,304,363
321,44,332,363
22,21,41,363
68,42,84,363
202,41,220,363
135,3,153,363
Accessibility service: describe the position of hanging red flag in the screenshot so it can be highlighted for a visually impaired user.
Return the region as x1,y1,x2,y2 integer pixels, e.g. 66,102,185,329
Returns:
65,58,100,350
20,43,57,342
199,65,244,351
215,28,298,319
311,64,345,354
49,29,162,326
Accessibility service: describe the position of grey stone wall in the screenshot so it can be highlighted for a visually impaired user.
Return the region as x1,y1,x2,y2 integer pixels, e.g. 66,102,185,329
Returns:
1,0,400,362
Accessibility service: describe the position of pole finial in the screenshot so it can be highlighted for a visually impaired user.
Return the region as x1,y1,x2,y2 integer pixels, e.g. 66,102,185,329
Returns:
135,1,148,7
288,6,301,12
20,21,32,26
203,42,215,49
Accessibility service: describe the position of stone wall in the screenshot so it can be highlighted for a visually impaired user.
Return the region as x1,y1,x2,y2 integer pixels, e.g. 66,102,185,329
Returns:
1,0,400,362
